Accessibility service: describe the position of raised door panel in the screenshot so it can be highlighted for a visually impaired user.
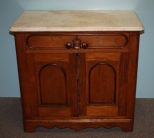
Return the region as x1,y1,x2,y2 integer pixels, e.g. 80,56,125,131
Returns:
27,53,77,118
38,63,67,105
84,52,129,117
89,62,116,104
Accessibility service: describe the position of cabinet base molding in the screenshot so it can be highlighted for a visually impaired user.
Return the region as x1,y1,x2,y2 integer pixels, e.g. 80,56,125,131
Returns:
24,119,133,132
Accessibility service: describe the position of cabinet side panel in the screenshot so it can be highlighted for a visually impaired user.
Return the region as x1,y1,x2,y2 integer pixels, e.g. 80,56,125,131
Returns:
14,33,38,119
127,32,140,118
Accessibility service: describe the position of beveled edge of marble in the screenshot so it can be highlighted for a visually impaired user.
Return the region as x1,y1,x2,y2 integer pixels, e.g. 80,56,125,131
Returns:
10,26,144,32
10,10,144,32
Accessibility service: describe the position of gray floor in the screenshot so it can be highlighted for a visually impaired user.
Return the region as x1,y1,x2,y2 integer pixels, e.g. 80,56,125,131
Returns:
0,98,154,138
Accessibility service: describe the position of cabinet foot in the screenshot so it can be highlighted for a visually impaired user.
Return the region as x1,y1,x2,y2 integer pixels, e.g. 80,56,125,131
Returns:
24,124,36,132
121,125,133,132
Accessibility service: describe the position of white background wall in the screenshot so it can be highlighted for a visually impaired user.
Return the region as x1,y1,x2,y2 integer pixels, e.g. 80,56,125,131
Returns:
0,0,154,97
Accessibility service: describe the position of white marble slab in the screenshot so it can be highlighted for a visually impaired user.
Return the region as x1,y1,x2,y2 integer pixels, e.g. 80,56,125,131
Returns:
10,10,144,32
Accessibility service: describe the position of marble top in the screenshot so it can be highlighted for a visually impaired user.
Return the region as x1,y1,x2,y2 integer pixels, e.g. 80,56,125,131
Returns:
10,10,144,32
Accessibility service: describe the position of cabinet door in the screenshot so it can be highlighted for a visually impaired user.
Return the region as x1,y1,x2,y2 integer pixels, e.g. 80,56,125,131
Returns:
84,52,129,117
27,53,77,118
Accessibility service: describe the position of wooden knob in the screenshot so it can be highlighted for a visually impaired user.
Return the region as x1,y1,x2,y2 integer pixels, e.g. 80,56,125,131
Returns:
65,42,73,49
81,42,88,49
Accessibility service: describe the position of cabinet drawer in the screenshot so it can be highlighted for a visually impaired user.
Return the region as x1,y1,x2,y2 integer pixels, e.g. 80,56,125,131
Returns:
26,33,129,50
79,33,129,49
26,34,75,49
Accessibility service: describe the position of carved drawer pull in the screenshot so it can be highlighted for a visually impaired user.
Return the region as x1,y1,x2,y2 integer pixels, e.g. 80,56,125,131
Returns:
73,38,81,49
65,38,88,49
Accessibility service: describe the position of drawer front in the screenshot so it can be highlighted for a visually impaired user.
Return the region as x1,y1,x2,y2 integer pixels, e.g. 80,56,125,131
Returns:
79,33,129,49
26,33,129,50
26,34,75,49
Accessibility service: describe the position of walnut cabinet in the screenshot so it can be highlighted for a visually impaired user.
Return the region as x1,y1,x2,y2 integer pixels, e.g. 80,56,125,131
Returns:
13,31,141,132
